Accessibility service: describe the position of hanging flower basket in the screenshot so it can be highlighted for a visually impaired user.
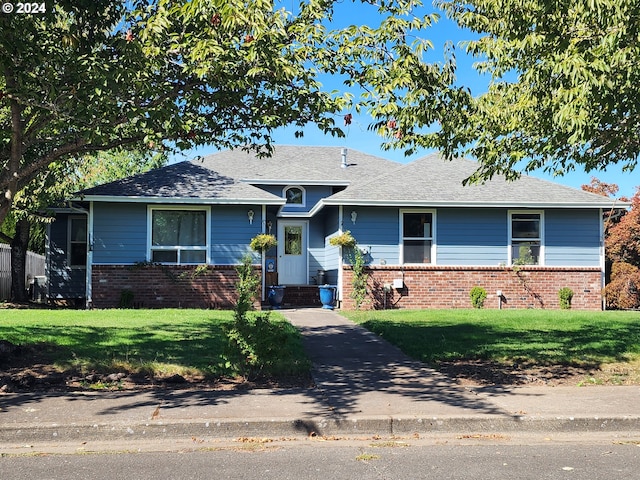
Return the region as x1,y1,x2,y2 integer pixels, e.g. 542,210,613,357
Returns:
250,233,278,252
329,230,356,248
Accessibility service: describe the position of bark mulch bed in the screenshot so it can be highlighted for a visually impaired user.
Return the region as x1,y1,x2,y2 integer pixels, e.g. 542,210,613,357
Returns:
1,340,609,393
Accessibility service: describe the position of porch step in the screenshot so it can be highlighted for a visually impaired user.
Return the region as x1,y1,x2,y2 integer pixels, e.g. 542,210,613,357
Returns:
268,285,323,308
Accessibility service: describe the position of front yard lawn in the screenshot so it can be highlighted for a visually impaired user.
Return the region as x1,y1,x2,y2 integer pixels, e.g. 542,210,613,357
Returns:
0,309,310,391
342,309,640,385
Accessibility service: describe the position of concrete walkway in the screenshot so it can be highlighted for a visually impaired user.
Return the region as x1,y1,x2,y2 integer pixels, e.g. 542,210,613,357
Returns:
1,308,639,451
284,308,503,418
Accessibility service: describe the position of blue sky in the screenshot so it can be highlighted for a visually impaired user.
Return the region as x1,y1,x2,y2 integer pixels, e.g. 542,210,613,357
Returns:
178,2,638,200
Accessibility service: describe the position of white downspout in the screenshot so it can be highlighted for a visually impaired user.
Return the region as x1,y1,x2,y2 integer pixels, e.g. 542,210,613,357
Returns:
85,201,94,309
337,205,344,305
261,204,266,302
45,223,51,302
600,207,605,310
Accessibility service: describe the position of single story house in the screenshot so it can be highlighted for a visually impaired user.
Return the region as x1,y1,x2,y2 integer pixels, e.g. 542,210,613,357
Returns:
46,146,619,309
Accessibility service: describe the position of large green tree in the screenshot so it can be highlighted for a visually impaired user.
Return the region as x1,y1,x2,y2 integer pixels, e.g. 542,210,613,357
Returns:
1,0,458,225
0,0,344,228
360,0,640,183
1,0,460,301
431,0,640,182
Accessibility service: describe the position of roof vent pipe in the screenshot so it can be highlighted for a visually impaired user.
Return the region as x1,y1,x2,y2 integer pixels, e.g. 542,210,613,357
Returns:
341,148,348,168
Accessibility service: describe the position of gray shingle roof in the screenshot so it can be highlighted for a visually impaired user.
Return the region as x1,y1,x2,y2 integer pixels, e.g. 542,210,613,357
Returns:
197,145,397,184
77,147,619,208
325,153,621,208
78,162,281,203
77,146,397,202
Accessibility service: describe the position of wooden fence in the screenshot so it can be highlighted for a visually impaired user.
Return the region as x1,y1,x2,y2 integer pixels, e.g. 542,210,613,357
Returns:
0,243,46,302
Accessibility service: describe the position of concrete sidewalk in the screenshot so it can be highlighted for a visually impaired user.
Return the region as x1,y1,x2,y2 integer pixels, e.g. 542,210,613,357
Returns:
1,308,639,449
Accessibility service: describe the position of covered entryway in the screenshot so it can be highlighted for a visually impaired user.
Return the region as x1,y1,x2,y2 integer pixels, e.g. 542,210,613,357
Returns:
277,220,308,285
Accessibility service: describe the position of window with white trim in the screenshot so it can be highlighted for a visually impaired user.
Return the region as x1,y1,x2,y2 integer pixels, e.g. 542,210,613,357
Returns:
401,211,434,264
283,186,305,207
149,208,208,264
68,216,87,268
510,211,542,265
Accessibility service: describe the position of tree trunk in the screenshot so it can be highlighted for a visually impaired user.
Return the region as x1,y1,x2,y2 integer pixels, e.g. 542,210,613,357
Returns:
10,218,30,303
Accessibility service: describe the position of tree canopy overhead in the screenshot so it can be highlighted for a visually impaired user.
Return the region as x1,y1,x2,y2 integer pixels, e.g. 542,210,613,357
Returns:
1,0,461,227
9,0,635,224
0,0,331,226
429,0,640,182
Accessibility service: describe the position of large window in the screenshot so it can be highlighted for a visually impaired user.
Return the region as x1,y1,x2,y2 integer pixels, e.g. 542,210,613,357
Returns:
401,211,434,264
149,208,208,264
69,216,87,267
510,211,542,265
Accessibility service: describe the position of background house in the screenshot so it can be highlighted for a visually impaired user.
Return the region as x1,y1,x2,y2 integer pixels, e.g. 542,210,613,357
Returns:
46,146,619,310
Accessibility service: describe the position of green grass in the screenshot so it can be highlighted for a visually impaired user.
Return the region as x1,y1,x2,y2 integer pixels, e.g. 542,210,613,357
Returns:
0,309,310,381
342,309,640,367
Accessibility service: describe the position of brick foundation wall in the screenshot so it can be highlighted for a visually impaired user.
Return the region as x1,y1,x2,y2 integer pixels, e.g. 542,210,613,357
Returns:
91,264,261,309
341,266,603,310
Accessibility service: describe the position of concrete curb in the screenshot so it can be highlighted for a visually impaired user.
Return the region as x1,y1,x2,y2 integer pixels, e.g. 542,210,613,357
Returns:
3,415,640,444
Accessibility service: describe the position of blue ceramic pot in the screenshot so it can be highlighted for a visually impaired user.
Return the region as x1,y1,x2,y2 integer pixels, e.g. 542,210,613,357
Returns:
318,285,337,309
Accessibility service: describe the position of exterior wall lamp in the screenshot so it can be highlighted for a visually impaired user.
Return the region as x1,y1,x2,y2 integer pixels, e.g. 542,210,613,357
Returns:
351,210,357,224
248,209,254,225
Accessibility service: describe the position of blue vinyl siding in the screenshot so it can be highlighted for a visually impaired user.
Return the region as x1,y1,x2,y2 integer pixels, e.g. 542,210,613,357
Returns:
545,209,601,266
347,207,399,265
48,213,86,299
92,203,264,265
319,208,341,284
88,201,602,271
437,208,508,266
341,207,600,267
92,203,147,264
308,217,326,283
211,205,263,264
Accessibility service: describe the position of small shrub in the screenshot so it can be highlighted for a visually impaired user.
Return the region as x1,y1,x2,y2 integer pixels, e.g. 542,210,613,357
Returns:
469,286,487,309
226,255,309,379
233,254,260,323
225,312,300,379
558,287,574,310
604,262,640,310
350,247,368,310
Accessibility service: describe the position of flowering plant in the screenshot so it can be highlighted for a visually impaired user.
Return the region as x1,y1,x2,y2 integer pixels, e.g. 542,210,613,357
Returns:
329,230,356,248
250,233,277,252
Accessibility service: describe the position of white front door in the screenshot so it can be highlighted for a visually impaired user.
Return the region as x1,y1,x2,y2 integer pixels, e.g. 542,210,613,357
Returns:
277,221,308,285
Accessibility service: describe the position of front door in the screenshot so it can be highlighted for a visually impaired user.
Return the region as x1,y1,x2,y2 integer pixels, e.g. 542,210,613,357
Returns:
277,221,308,285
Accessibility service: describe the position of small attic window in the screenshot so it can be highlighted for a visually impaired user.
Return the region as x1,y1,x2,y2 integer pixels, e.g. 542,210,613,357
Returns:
283,186,305,206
